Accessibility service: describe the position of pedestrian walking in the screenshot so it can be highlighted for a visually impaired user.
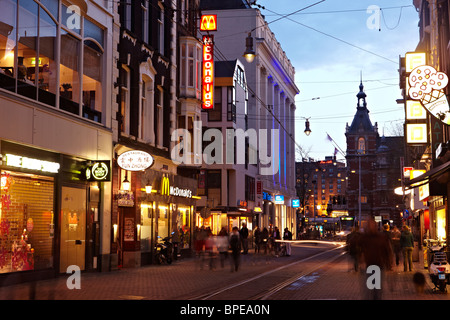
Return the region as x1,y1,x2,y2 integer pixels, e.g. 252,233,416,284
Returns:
273,226,281,256
359,219,392,300
217,227,229,269
229,227,241,272
346,226,362,272
382,224,393,270
240,223,249,254
254,226,261,254
261,227,269,255
391,226,401,267
283,228,292,256
400,225,414,272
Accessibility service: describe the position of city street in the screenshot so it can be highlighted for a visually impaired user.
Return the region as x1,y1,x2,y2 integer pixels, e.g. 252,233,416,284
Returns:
0,242,447,302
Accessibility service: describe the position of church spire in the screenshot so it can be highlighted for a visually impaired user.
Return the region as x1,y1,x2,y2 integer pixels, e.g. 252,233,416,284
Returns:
357,77,367,110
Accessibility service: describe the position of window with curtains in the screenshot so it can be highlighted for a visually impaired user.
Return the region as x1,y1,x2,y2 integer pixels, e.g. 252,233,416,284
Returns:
0,0,105,124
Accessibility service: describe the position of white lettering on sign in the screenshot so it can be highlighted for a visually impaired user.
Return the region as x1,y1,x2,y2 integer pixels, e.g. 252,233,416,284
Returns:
4,154,60,173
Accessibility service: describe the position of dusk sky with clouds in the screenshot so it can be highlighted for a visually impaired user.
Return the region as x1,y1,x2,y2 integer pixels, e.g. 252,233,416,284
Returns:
256,0,420,162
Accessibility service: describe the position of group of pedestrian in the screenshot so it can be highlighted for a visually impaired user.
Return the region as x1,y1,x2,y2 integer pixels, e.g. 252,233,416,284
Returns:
346,220,415,273
193,223,252,272
253,226,292,256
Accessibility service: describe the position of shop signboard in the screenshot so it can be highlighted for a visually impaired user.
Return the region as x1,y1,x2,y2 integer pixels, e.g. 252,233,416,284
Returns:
117,150,154,171
274,195,284,205
85,160,111,181
3,153,60,173
292,199,300,208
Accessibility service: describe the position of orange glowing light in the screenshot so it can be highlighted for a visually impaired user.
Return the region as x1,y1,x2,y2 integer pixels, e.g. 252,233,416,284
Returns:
200,15,217,31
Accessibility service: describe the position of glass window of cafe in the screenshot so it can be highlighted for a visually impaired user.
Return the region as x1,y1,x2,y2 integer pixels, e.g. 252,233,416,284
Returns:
0,170,55,273
0,0,104,124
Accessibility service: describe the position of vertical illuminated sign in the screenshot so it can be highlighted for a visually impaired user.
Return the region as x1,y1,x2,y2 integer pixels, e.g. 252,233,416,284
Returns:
202,35,214,109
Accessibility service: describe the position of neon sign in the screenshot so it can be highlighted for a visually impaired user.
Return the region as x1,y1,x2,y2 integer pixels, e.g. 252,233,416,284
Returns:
200,15,217,31
202,35,214,109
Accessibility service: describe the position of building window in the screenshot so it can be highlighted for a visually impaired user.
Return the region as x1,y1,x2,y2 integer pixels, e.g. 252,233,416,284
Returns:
158,5,164,56
358,137,366,154
119,67,130,135
245,175,255,201
0,0,105,123
180,39,201,99
142,0,149,44
156,87,164,147
208,87,222,121
123,0,132,31
227,86,236,122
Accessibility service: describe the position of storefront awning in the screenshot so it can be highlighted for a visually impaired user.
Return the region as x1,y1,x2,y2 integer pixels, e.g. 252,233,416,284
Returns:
404,160,450,190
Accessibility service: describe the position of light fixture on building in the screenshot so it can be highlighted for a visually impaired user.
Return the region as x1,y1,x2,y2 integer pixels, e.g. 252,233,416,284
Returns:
145,180,152,194
122,172,130,191
243,32,256,63
304,119,312,136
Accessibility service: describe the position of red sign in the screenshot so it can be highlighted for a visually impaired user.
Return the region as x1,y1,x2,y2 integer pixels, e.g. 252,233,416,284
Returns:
403,167,413,178
202,35,214,109
200,15,217,31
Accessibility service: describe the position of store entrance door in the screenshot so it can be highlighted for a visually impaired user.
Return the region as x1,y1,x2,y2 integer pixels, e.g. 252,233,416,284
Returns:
60,186,87,273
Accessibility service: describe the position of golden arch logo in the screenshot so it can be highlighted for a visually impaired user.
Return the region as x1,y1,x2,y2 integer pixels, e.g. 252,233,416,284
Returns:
200,15,217,31
161,176,170,196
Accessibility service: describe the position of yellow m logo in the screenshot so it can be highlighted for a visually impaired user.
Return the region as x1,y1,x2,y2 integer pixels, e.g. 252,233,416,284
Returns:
200,15,217,31
161,176,170,196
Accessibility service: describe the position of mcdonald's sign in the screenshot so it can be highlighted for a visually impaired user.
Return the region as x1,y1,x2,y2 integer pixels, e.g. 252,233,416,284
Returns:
200,14,217,31
202,35,214,109
161,176,170,196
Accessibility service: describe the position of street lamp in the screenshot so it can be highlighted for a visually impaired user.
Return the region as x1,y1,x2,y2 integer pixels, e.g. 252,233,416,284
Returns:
304,119,312,136
243,32,256,63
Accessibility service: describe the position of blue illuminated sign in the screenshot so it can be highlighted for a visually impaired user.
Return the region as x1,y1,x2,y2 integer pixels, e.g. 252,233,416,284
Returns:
274,195,284,204
292,199,300,208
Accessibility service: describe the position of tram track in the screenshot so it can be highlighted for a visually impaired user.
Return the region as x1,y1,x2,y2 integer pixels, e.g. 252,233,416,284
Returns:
189,244,346,300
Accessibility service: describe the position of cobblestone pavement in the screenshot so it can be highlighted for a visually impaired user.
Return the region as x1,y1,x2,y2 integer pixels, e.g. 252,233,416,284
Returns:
0,243,448,302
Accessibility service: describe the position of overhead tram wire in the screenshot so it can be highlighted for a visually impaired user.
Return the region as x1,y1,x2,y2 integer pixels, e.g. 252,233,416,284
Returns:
261,7,398,64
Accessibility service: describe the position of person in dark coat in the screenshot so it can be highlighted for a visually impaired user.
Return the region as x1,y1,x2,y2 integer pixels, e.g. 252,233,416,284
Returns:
391,226,402,267
254,226,262,254
400,225,414,272
229,227,241,272
283,228,293,256
240,223,249,254
346,226,362,272
359,219,393,299
261,227,269,255
273,227,281,256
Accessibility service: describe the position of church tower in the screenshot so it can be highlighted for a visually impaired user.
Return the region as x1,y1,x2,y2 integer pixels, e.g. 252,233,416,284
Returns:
345,82,379,227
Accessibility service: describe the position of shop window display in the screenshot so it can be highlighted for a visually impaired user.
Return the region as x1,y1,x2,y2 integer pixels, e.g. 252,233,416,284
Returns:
0,171,54,274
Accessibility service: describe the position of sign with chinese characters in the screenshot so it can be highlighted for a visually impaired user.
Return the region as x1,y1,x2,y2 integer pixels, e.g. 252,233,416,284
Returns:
292,199,300,208
202,35,214,110
117,150,154,171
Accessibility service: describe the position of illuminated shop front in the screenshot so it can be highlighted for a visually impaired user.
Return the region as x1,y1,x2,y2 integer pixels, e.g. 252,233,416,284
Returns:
0,141,110,282
112,149,198,268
